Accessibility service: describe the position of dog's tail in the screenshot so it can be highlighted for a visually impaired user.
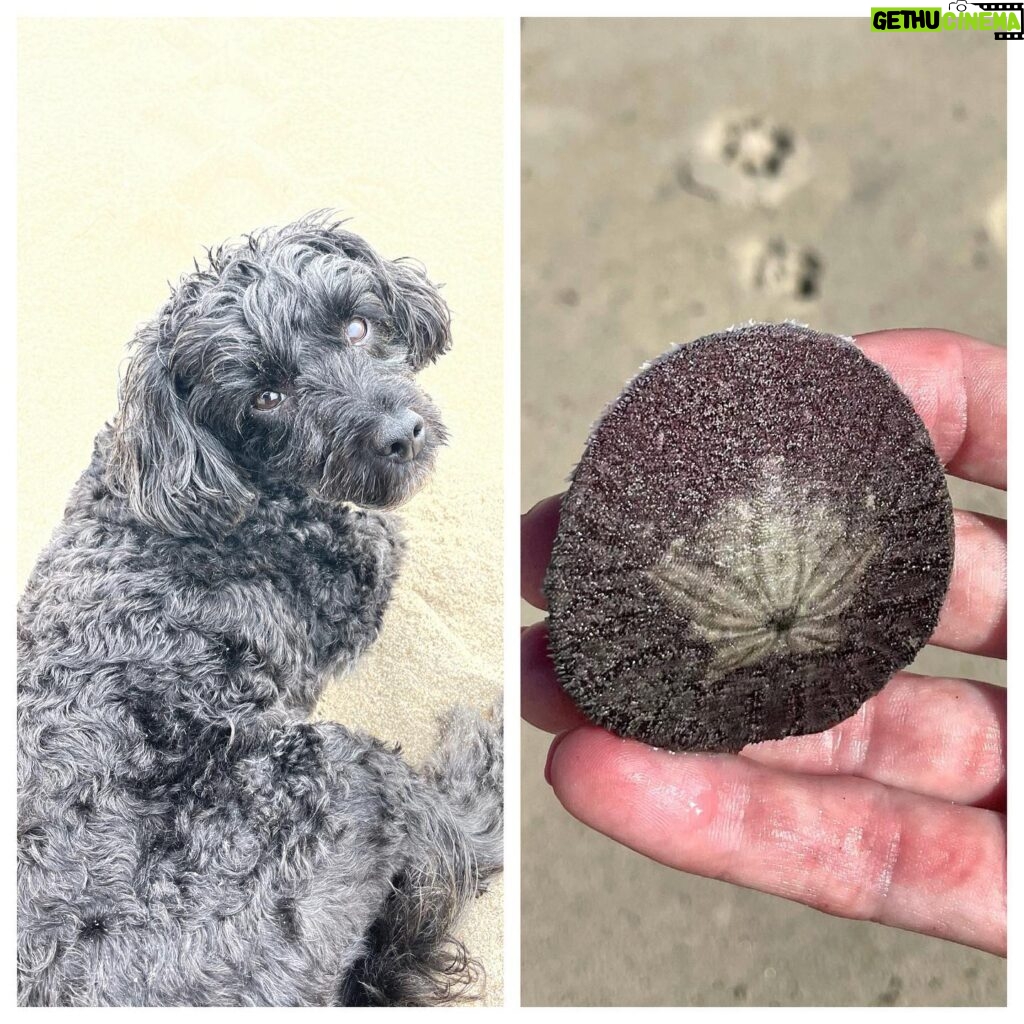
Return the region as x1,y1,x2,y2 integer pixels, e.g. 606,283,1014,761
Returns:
338,701,503,1007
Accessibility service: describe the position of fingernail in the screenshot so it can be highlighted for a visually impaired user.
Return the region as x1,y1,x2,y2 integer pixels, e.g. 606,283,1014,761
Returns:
545,730,571,785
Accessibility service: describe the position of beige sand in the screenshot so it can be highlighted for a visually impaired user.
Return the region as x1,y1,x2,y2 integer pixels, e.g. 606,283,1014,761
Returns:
522,17,1005,1007
18,18,503,1005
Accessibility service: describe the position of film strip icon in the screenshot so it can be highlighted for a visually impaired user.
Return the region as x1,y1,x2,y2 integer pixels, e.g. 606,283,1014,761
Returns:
966,2,1023,39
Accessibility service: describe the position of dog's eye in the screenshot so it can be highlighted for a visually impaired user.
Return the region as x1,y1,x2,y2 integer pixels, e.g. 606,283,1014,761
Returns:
253,390,285,411
345,317,368,343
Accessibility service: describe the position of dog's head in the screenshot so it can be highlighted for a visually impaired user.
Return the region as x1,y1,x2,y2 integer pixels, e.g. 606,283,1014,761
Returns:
107,215,451,536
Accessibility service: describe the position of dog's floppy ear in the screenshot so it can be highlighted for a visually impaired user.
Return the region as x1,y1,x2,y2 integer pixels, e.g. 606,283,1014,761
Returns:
107,305,255,537
388,259,452,370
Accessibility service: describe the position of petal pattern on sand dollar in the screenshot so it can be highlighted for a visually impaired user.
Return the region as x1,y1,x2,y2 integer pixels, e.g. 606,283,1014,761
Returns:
650,460,878,675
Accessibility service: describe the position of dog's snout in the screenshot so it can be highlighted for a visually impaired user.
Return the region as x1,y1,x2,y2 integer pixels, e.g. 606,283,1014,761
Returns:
376,409,426,463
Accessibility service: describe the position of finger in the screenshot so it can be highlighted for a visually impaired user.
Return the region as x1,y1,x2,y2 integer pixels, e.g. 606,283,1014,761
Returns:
549,727,1006,956
521,494,562,610
931,510,1006,659
521,620,588,733
741,672,1006,811
855,329,1006,490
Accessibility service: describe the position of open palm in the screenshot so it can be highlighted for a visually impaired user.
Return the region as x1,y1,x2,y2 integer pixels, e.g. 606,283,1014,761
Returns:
522,329,1006,957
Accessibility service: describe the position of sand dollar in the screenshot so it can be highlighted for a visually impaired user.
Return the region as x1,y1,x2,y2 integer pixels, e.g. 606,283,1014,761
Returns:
544,322,954,752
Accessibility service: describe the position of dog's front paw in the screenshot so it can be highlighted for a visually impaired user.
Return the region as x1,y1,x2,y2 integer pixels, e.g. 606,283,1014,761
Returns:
350,508,405,584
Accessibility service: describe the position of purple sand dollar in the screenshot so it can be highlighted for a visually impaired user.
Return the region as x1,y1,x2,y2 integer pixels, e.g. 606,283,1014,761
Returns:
544,322,954,753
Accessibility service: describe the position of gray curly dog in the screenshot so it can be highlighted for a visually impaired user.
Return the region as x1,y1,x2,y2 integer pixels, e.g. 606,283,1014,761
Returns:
17,215,503,1006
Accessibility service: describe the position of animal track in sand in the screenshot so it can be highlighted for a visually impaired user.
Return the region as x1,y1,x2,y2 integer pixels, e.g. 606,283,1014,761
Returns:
740,237,823,301
720,115,795,179
682,113,812,208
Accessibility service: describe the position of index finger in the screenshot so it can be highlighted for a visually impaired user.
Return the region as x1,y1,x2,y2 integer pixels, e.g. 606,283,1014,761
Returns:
855,329,1005,490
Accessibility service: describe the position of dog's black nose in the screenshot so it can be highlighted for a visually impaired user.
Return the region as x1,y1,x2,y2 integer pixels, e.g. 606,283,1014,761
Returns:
377,410,426,463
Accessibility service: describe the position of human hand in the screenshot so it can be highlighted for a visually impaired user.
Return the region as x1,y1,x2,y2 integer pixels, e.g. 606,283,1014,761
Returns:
522,329,1006,956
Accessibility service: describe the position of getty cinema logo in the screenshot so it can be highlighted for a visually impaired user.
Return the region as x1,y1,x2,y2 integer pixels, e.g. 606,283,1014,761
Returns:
871,2,1023,37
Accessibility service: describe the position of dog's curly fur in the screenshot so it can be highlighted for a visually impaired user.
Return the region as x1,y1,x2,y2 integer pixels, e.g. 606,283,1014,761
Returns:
17,215,503,1006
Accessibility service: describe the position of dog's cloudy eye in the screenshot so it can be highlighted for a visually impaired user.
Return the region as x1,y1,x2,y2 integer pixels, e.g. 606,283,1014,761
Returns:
253,390,285,411
345,317,368,343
